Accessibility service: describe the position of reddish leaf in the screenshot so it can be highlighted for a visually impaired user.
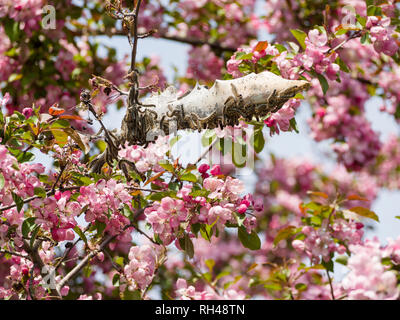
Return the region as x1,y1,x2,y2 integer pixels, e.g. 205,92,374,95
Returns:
274,226,297,246
335,24,343,31
59,115,84,121
144,171,165,186
346,194,369,202
349,207,379,222
307,191,328,199
254,41,268,52
49,104,65,116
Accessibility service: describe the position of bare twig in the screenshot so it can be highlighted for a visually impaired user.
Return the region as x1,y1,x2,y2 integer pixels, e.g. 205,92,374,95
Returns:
22,239,62,300
51,164,67,194
0,186,81,213
0,249,30,259
194,138,218,165
55,232,118,292
129,0,142,72
326,269,335,300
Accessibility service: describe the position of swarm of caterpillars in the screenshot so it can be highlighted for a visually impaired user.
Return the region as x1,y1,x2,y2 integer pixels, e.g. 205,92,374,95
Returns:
121,71,310,147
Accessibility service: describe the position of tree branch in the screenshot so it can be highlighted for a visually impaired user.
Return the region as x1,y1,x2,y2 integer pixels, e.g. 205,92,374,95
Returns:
22,239,62,300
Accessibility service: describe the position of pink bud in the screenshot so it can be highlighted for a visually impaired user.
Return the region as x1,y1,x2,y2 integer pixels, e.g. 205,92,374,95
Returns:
96,252,104,262
237,204,248,214
65,229,75,241
198,163,210,174
22,107,33,119
210,164,221,176
316,107,326,117
337,245,347,255
22,267,29,276
264,117,276,127
60,286,70,296
302,226,313,235
54,190,62,201
355,222,364,230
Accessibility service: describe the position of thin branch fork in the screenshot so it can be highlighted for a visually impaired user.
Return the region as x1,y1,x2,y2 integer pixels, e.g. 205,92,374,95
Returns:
55,220,156,292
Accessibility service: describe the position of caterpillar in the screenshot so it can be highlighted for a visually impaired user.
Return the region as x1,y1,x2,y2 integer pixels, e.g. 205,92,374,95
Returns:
121,71,310,147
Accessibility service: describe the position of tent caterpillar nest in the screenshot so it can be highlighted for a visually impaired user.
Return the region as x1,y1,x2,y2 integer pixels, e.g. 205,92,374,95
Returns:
121,71,310,146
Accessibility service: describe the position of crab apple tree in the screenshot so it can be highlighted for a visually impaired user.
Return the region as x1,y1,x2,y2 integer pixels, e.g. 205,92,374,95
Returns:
0,0,400,300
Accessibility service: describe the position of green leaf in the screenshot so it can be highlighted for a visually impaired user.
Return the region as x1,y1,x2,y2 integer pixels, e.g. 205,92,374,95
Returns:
274,226,297,246
361,32,371,44
73,226,88,245
295,283,307,291
0,172,5,189
63,128,90,154
365,0,374,7
290,29,307,50
148,190,175,201
238,226,261,250
322,259,334,272
180,172,197,183
251,128,265,153
50,128,69,146
205,259,215,272
367,5,376,16
316,73,329,94
236,52,253,60
50,119,70,129
179,233,194,258
349,206,379,222
12,192,24,212
336,57,350,73
122,288,141,300
200,224,213,241
289,118,299,133
191,223,201,235
122,204,133,220
335,255,348,266
335,28,348,36
30,225,40,248
83,264,92,278
274,44,287,53
158,160,174,172
22,217,37,238
264,281,282,291
112,273,120,286
34,187,47,198
114,256,124,267
4,20,20,42
357,15,367,27
95,221,107,235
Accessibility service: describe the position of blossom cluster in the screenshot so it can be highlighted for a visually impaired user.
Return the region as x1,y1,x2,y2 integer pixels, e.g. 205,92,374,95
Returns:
342,237,400,300
144,164,259,247
175,278,246,300
122,244,162,292
292,219,364,264
119,136,170,173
